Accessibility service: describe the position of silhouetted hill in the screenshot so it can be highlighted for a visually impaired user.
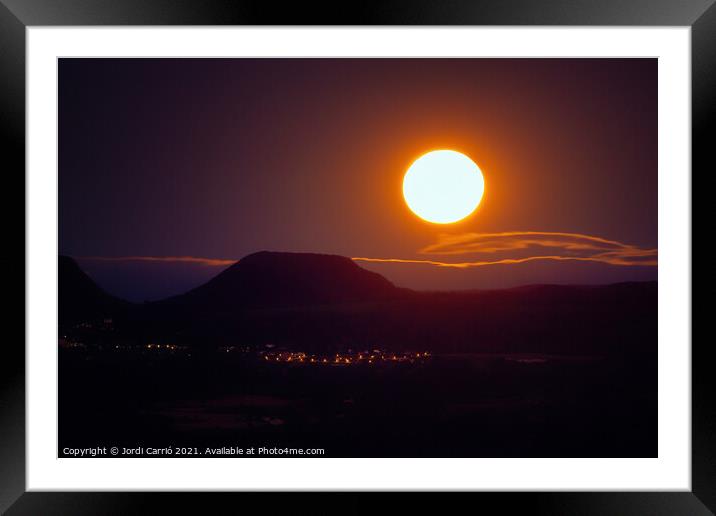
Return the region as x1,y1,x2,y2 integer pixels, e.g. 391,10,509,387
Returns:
160,251,402,312
61,251,656,356
59,255,127,325
125,252,655,356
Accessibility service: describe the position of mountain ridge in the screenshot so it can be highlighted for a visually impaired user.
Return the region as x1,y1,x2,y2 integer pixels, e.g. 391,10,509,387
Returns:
58,252,656,355
59,255,127,324
61,251,658,305
159,250,403,311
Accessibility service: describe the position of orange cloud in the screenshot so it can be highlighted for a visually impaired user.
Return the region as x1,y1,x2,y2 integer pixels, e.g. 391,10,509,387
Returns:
78,231,656,272
78,256,236,267
353,231,657,268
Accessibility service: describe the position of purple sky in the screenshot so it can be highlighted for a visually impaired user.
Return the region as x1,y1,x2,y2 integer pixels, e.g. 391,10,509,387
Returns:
59,58,657,302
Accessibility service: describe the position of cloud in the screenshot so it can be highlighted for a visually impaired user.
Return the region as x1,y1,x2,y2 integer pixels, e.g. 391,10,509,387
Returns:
77,256,236,267
353,231,657,268
77,231,656,272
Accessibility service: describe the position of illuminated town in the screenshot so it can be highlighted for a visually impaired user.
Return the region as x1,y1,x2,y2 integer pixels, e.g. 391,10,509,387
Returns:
59,321,430,367
256,349,430,366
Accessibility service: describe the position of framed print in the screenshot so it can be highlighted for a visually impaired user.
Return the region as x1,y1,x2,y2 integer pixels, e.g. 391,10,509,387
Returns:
1,1,710,514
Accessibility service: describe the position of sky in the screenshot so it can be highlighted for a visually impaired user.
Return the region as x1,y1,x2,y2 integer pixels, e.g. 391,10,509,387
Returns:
59,58,657,302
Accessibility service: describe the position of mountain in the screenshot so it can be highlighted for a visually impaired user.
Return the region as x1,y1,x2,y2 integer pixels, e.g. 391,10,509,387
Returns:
60,251,656,356
136,251,655,355
59,255,127,325
160,251,402,312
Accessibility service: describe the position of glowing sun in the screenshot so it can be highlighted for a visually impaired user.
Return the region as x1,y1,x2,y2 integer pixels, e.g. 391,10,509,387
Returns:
403,150,485,224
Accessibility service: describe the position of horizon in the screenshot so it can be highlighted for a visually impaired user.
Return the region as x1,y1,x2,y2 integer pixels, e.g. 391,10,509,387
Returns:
62,251,658,303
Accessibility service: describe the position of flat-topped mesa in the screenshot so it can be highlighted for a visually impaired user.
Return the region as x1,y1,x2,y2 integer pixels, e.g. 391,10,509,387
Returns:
166,251,400,309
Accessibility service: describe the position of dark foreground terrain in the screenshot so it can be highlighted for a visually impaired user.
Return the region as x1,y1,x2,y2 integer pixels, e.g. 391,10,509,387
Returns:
58,252,657,457
59,349,656,457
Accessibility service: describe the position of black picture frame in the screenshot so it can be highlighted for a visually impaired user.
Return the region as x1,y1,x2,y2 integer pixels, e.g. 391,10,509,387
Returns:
0,1,709,514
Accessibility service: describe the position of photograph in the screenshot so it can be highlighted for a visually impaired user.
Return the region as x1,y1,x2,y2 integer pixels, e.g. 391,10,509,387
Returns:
57,57,658,459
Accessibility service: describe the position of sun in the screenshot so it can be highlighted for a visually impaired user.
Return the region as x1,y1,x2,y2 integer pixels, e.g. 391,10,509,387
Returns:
403,150,485,224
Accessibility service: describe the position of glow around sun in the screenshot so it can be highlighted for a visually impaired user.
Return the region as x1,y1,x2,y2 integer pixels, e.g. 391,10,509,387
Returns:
403,150,485,224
